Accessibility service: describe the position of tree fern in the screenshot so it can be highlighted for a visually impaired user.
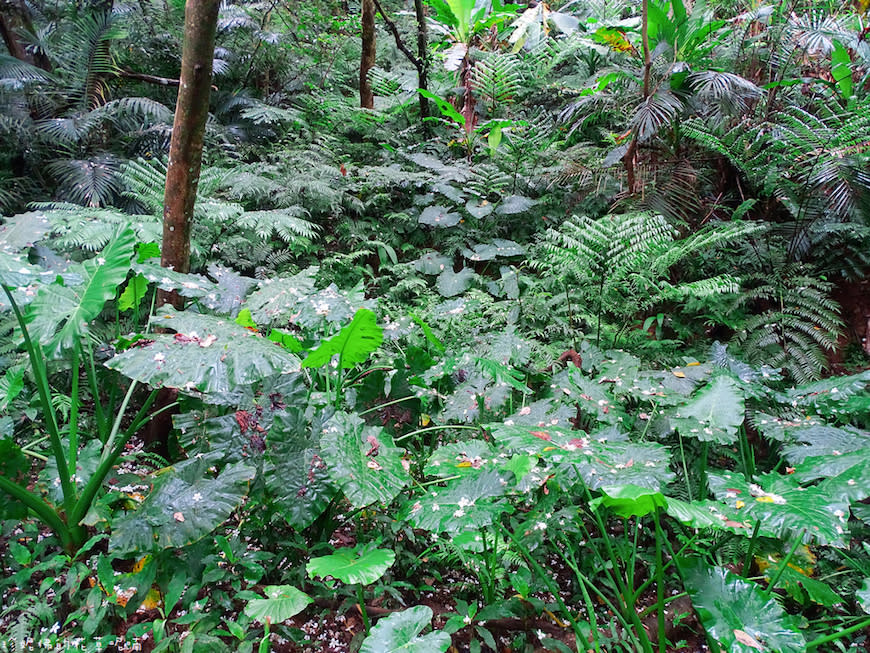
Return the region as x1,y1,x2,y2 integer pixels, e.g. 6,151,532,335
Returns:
471,52,524,115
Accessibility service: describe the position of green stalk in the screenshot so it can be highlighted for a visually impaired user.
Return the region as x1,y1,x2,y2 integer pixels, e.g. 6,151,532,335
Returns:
805,617,870,650
356,585,371,635
68,345,80,477
358,395,417,416
394,424,479,443
1,285,75,515
85,342,108,442
763,530,806,597
653,508,666,653
742,521,762,578
677,430,692,502
0,475,72,549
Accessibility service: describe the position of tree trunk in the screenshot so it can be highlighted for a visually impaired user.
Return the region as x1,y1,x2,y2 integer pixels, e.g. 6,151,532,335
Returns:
413,0,430,121
0,0,51,70
360,0,375,109
158,0,220,310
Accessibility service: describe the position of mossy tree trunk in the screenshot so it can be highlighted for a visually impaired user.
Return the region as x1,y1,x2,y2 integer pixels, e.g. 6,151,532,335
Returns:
158,0,220,309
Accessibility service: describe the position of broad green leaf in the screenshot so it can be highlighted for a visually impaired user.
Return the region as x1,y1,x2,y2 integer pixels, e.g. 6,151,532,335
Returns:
0,212,51,252
132,262,221,307
234,308,257,329
118,273,148,312
592,484,666,518
419,205,462,227
307,546,395,586
780,424,870,465
266,447,337,529
671,374,744,444
495,195,537,215
400,470,512,534
436,267,475,297
682,558,805,652
857,578,870,614
831,40,853,100
110,458,255,555
708,471,850,547
244,585,312,623
302,308,383,369
425,440,499,477
465,200,494,219
760,560,842,607
27,224,135,356
243,266,318,326
489,424,674,491
360,606,451,653
414,252,452,275
106,308,300,394
461,239,525,262
320,413,410,507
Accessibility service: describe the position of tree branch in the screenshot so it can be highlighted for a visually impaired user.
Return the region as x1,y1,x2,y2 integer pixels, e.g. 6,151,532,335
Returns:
372,0,422,72
119,68,180,87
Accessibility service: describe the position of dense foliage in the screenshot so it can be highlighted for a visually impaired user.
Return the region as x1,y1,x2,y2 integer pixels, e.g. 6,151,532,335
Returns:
2,0,870,651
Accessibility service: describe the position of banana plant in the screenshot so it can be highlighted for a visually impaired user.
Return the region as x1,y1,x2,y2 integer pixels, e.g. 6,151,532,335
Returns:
0,225,163,552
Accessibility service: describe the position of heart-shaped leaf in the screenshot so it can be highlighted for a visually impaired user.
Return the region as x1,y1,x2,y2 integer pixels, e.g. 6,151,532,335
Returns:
419,205,461,227
307,546,395,586
244,585,312,623
360,605,451,653
302,308,383,369
670,374,744,444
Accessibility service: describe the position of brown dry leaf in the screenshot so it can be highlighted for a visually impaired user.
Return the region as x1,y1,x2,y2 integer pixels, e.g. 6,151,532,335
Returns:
734,629,765,650
173,511,185,522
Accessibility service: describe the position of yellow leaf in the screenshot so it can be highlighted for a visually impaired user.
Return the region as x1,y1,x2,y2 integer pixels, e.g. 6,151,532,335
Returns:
736,500,745,509
755,496,776,503
457,461,472,468
421,414,431,426
141,587,162,611
672,371,686,378
132,555,151,574
687,361,701,367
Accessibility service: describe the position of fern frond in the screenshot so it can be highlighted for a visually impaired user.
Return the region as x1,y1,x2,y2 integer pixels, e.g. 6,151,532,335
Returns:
235,208,319,242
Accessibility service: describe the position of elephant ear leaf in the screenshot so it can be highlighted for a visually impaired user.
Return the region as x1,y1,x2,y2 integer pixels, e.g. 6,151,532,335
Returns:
302,308,383,369
360,605,451,653
27,224,135,357
682,558,805,652
670,373,744,444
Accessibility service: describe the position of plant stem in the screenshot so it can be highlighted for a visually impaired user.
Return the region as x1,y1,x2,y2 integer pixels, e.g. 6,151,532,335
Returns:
763,529,806,597
805,616,870,650
653,508,666,653
394,424,479,443
742,521,762,577
677,430,692,503
0,474,72,549
357,585,371,635
68,345,80,476
358,395,417,416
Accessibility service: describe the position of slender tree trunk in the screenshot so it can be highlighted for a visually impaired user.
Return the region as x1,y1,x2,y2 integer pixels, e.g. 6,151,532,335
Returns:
360,0,375,109
0,0,51,70
413,0,430,121
158,0,220,309
623,0,651,194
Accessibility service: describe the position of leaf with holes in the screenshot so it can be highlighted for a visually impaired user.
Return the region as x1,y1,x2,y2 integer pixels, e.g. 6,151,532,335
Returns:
670,374,744,444
320,413,410,507
307,546,395,586
302,308,383,369
682,558,805,652
360,606,451,653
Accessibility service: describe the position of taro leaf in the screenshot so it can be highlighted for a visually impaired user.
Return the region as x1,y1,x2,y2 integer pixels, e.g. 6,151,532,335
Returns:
266,447,336,529
320,412,410,507
779,424,870,465
682,558,805,652
504,397,577,429
39,439,101,504
708,471,850,547
414,252,452,275
244,585,312,623
425,440,499,478
754,413,826,443
107,308,300,394
670,374,744,444
0,251,62,295
786,371,870,408
0,212,51,252
27,224,135,357
109,458,255,555
302,308,383,369
592,484,667,518
489,424,673,491
557,368,629,427
498,265,519,300
401,470,512,535
360,605,451,653
495,195,537,215
664,497,754,535
807,455,870,503
465,200,494,219
307,546,395,586
419,205,462,227
440,374,488,423
436,267,475,297
857,579,870,614
243,266,318,326
462,239,525,262
206,264,256,315
133,262,220,306
487,328,531,365
294,282,373,328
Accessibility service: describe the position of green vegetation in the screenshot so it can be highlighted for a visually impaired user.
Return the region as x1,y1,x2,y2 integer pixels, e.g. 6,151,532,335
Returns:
2,0,870,651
